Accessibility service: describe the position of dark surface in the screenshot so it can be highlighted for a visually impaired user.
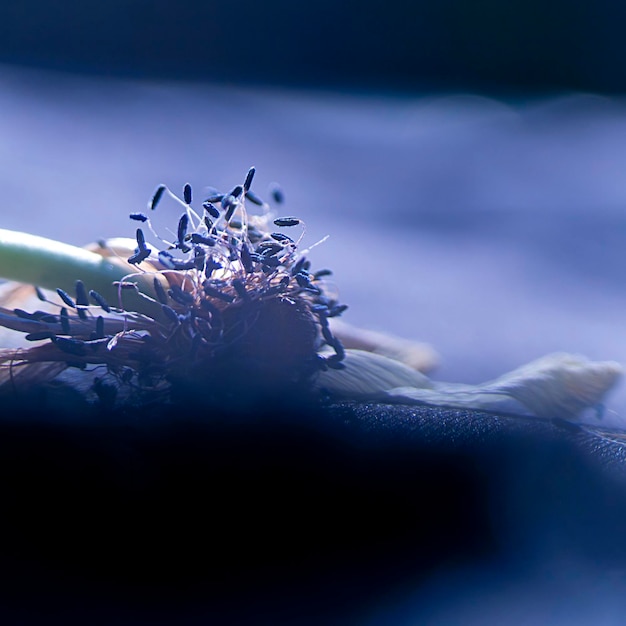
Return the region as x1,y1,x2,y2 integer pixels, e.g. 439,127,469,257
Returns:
1,401,626,624
0,1,625,93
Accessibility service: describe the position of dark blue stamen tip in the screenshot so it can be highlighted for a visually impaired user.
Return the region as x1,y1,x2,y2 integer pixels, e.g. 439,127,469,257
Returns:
136,228,147,248
13,308,34,320
269,183,285,204
271,232,294,243
177,214,189,248
205,257,222,275
240,244,254,273
291,257,307,275
229,185,243,199
244,167,255,192
149,184,166,211
203,202,220,219
328,304,348,317
25,331,55,342
169,285,195,306
75,280,89,306
203,283,234,303
128,247,151,265
89,290,111,313
183,183,192,205
130,212,148,222
190,233,216,246
244,190,264,206
56,288,76,309
295,272,313,289
95,316,105,339
224,203,237,223
273,217,300,227
60,308,70,334
313,269,332,279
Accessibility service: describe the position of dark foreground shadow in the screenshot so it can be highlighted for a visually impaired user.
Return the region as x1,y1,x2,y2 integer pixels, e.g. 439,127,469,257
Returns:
0,400,625,624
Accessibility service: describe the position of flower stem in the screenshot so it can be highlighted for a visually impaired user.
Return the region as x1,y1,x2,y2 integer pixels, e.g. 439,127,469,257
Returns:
0,228,162,319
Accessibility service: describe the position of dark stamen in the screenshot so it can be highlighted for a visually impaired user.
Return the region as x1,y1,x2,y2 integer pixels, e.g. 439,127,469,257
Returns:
205,257,222,275
149,184,166,211
60,308,70,334
75,280,89,307
203,283,234,303
273,217,300,227
25,331,55,341
270,232,294,243
35,287,47,302
169,285,195,306
240,244,254,273
313,269,333,279
56,288,76,309
224,202,237,223
130,212,148,222
244,167,255,192
244,190,264,206
136,228,147,249
229,185,243,199
128,248,151,265
257,241,283,254
190,233,216,246
89,290,111,313
177,214,190,252
194,247,206,271
292,257,307,275
295,272,313,289
183,183,192,204
13,309,34,320
203,202,220,219
328,304,348,317
95,316,105,339
269,183,285,204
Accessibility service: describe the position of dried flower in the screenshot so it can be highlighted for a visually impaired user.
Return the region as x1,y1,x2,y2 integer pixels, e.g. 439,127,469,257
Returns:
0,169,348,406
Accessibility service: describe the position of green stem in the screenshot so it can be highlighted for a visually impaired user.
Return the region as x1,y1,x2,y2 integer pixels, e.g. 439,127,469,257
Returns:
0,228,163,320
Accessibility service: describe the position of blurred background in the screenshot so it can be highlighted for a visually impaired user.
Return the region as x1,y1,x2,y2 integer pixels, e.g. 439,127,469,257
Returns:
2,1,626,623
